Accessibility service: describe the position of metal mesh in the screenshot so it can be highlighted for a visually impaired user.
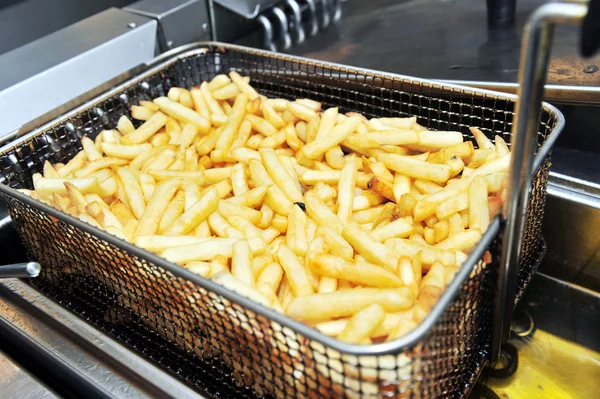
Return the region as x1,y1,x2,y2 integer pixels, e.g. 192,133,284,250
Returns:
0,44,560,399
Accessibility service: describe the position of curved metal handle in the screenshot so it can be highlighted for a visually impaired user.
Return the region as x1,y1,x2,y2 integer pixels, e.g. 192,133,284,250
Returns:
305,0,319,36
320,0,331,28
0,262,41,279
286,0,306,45
272,7,292,50
258,14,277,52
493,2,589,360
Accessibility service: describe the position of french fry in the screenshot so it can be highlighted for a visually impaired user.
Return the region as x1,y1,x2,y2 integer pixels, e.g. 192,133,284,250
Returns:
101,143,152,160
377,153,452,184
337,157,357,223
260,148,303,203
277,245,314,297
232,240,255,286
343,221,399,272
316,226,354,260
436,192,469,220
337,303,386,343
135,179,180,236
367,176,395,202
371,218,414,242
116,115,135,135
245,113,277,137
229,71,259,100
34,177,99,197
435,229,482,251
468,176,490,232
218,200,262,225
304,191,344,234
286,204,308,256
130,105,154,121
309,253,403,288
164,186,219,235
211,272,272,308
116,168,145,219
73,157,128,178
212,82,240,100
138,172,155,201
120,112,168,145
153,97,210,133
215,93,248,154
287,287,414,321
470,127,495,150
302,116,360,159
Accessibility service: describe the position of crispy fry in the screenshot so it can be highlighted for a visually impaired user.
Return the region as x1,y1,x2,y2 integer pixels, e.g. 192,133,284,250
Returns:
153,97,210,133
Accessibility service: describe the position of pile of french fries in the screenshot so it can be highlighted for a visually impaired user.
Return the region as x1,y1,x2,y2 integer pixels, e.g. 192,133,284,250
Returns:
22,71,510,346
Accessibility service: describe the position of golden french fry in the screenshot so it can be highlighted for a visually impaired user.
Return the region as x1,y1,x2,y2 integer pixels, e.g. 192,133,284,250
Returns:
277,245,314,297
73,157,128,178
371,218,414,242
81,136,102,161
130,105,154,121
436,192,469,220
116,168,145,219
121,112,168,145
316,226,353,260
163,186,219,235
385,238,459,267
215,93,248,153
116,115,135,135
337,304,386,343
287,102,317,122
470,127,494,150
262,101,286,129
337,157,357,223
64,182,88,213
245,113,277,136
135,179,180,236
309,253,403,288
367,176,395,202
286,204,308,256
100,143,152,160
435,229,482,251
218,200,262,225
153,97,210,133
287,287,414,321
34,177,99,197
377,153,451,184
468,176,489,232
229,71,259,100
343,221,398,272
302,116,360,159
232,240,255,286
304,191,343,234
259,147,303,203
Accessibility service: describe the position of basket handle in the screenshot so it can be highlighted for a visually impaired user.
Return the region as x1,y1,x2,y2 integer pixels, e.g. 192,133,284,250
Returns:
0,262,40,279
492,0,595,360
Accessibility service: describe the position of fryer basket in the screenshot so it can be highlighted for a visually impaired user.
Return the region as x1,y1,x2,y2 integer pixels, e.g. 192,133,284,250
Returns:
0,43,562,398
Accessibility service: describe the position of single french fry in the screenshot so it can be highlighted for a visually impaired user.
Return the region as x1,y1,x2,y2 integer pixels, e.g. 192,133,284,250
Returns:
81,137,102,161
73,157,128,178
232,240,255,286
164,186,219,235
153,97,210,133
100,143,152,160
302,116,360,159
435,229,482,251
259,148,303,203
135,179,180,236
130,105,154,121
277,245,314,297
377,153,452,184
367,176,395,202
436,192,469,220
351,205,385,224
371,218,414,242
337,157,357,223
138,172,155,201
304,191,344,234
287,287,414,321
286,204,308,256
316,226,354,260
309,253,403,288
117,168,145,219
218,200,262,225
343,221,399,272
468,176,490,232
229,71,259,100
64,182,88,213
117,115,135,135
470,127,494,150
34,177,99,197
245,113,277,137
121,112,168,145
215,93,248,153
337,304,386,343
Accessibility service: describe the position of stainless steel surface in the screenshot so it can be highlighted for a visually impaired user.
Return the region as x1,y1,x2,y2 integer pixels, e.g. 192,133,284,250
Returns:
541,172,600,292
257,14,277,51
0,7,157,138
290,0,600,104
494,2,585,360
214,0,279,18
0,349,58,399
124,0,211,52
0,262,40,279
0,278,204,399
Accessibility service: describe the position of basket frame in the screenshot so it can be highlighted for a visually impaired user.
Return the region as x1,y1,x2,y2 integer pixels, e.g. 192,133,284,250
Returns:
0,42,564,360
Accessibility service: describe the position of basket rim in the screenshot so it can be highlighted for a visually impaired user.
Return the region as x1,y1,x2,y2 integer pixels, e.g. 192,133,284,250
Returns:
0,42,563,356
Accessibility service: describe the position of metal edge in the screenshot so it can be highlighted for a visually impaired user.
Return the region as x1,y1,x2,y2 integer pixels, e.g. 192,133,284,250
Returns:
0,278,205,399
0,42,562,356
440,80,600,105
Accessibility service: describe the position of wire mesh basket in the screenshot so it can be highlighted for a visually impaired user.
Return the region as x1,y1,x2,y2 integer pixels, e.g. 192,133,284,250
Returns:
0,43,562,398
